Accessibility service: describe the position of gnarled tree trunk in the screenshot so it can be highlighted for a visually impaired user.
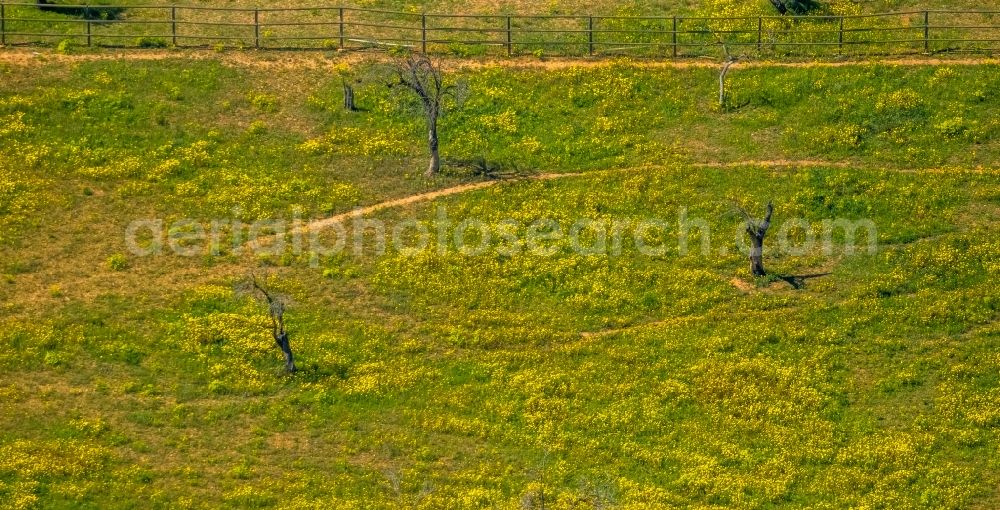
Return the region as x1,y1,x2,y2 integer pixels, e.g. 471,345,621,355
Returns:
740,202,774,277
343,81,356,111
719,58,737,111
427,118,440,177
748,229,767,276
274,331,296,373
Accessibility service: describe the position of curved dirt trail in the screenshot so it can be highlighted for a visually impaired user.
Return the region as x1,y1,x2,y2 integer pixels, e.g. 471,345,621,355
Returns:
291,158,922,236
289,172,579,236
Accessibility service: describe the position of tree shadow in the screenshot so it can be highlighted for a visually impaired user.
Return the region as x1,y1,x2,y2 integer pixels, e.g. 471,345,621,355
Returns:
37,2,125,20
443,156,534,180
776,272,832,289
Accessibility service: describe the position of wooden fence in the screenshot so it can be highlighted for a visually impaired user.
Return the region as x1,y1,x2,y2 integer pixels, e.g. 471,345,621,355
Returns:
0,3,998,57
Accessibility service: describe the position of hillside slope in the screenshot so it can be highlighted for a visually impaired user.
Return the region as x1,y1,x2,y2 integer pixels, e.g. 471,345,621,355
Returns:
0,52,998,508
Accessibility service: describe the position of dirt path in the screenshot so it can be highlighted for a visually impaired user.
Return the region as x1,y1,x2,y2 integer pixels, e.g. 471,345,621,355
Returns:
288,160,939,237
289,172,578,236
298,180,497,233
691,159,852,168
0,47,996,70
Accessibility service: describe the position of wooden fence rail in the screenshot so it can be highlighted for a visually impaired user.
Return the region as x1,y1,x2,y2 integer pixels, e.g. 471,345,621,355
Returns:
0,2,998,57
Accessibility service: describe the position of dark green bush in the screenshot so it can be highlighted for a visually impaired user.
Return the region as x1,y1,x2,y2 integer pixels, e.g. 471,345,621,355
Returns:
36,0,125,21
135,37,168,49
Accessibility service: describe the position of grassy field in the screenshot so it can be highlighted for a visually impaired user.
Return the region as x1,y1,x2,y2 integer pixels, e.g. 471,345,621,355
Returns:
1,51,999,508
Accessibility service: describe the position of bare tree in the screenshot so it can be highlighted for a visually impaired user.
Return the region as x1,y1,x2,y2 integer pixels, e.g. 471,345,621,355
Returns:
716,42,748,111
391,53,450,177
241,274,297,372
736,201,774,277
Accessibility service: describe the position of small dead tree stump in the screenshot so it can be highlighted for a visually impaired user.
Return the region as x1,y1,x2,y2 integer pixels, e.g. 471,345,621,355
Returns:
343,80,356,111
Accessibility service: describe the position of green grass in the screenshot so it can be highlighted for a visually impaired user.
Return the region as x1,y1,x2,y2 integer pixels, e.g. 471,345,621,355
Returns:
0,54,998,508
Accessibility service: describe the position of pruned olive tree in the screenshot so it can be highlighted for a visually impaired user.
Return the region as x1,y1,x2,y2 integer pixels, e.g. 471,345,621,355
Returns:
703,16,750,113
736,201,774,277
239,274,297,373
715,41,749,112
389,53,453,177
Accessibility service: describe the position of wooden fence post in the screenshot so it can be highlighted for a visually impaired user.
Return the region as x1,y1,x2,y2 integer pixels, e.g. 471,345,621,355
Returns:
672,16,678,58
506,15,512,56
588,16,594,56
85,4,92,46
923,10,929,52
1,2,6,47
171,6,177,47
254,9,260,49
421,13,427,53
838,16,844,54
757,16,762,52
338,7,344,49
